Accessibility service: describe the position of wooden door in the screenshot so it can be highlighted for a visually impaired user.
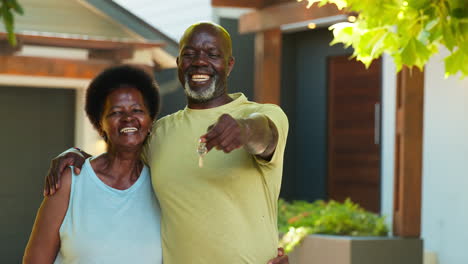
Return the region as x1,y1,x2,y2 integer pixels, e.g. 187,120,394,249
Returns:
327,55,382,213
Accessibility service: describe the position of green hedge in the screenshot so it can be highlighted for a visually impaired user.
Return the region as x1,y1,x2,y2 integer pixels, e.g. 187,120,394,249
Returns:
278,198,389,252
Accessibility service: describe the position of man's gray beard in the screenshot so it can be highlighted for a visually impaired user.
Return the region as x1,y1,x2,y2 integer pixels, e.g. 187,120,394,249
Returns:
184,75,218,102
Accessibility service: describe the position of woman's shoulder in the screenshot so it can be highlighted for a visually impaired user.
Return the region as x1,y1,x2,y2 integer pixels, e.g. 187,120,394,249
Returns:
40,166,73,220
52,166,73,199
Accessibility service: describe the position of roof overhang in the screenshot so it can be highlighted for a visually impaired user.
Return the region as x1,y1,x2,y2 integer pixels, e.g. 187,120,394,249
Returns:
0,32,176,70
0,32,164,50
212,0,350,34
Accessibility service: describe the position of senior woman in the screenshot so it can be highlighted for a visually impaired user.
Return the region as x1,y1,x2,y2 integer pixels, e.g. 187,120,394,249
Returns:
23,65,162,263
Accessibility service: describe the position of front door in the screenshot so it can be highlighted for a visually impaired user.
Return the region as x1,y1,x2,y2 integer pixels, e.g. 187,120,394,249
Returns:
327,55,382,212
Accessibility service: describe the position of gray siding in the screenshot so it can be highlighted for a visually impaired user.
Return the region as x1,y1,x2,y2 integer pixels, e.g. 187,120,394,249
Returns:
13,0,137,39
220,18,255,100
280,28,352,202
0,86,75,263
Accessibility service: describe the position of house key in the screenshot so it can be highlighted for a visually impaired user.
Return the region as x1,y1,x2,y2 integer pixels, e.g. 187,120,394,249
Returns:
197,140,207,168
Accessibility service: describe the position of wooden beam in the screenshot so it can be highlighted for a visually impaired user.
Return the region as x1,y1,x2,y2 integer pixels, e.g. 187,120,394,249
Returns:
88,48,134,61
393,66,424,237
254,28,281,105
239,2,345,33
0,55,152,79
211,0,265,8
0,32,164,51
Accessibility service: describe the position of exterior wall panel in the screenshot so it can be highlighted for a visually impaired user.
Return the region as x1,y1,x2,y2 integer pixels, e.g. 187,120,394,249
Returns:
114,0,213,41
13,0,137,39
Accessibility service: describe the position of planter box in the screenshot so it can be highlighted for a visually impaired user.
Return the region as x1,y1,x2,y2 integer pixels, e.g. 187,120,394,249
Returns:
289,234,423,264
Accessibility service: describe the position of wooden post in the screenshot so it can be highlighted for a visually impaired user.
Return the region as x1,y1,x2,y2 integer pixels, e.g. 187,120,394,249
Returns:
393,66,424,237
254,28,281,105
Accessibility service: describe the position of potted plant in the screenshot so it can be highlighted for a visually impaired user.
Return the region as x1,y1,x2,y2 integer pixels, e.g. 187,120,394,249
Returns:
278,199,423,264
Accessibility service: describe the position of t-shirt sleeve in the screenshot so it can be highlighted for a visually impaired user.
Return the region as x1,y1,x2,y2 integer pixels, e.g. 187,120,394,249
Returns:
253,104,289,167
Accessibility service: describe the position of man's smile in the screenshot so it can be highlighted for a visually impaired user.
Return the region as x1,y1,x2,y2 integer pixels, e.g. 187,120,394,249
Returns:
191,74,211,82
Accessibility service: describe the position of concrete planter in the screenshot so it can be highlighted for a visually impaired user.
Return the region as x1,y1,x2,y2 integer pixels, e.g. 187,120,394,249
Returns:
289,234,423,264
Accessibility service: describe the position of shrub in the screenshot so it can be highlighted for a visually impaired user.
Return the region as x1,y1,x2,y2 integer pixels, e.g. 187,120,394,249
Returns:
278,198,389,253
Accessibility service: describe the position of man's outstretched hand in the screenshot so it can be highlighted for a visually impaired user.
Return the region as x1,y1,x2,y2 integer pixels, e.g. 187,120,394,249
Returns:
43,151,88,196
200,113,277,159
201,113,246,154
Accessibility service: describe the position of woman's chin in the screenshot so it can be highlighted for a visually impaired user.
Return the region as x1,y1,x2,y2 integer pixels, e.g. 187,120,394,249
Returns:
109,141,145,152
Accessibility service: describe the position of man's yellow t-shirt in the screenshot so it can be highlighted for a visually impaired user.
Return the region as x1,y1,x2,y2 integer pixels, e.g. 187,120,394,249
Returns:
145,93,288,263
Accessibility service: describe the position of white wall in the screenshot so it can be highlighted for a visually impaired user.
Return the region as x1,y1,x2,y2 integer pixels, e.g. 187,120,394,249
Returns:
380,54,397,229
75,87,107,156
381,48,468,264
421,48,468,264
113,0,214,41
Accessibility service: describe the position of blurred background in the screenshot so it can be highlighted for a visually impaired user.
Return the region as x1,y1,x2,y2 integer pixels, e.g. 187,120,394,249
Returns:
0,0,467,263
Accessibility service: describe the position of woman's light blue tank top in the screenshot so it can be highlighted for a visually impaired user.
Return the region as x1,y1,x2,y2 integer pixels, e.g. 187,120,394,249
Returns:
54,157,162,264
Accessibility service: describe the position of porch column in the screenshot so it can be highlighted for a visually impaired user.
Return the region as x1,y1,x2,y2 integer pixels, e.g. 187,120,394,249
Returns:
393,66,424,237
254,28,281,105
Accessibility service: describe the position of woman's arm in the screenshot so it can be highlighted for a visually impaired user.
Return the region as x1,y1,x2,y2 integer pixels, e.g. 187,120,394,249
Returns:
23,168,72,263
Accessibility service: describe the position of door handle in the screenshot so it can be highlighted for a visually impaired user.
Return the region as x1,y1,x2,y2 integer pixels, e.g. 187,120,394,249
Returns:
374,103,380,145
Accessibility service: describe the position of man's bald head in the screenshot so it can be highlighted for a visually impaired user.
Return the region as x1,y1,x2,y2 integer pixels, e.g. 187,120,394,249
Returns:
179,22,232,57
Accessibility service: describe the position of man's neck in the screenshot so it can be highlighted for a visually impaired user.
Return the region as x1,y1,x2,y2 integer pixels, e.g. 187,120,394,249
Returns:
188,93,233,109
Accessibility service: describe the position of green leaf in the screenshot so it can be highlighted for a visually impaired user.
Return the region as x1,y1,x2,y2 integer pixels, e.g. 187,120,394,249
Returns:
329,22,355,47
402,37,432,70
413,36,433,61
442,20,457,51
383,31,400,53
425,18,439,32
2,8,14,32
427,18,444,42
312,0,467,78
0,0,22,46
444,48,468,77
7,30,16,46
392,52,404,72
407,0,432,10
353,28,387,67
451,8,467,19
447,0,468,17
10,0,24,15
460,23,468,53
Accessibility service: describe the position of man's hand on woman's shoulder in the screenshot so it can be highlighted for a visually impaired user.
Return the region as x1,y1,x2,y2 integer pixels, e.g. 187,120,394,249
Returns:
44,148,89,196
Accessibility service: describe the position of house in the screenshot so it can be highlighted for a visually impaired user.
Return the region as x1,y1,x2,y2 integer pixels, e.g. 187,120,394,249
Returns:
0,0,179,261
208,1,467,264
